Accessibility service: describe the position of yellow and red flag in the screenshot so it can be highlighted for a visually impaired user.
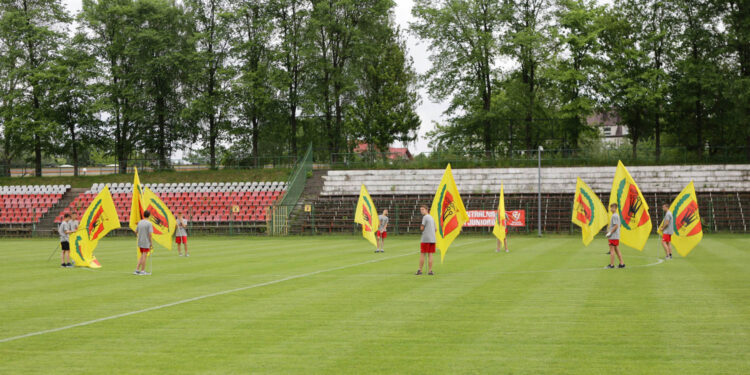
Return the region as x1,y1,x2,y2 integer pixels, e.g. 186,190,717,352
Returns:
492,184,506,242
142,187,177,250
354,184,379,248
661,181,703,256
129,167,145,233
609,161,652,250
70,185,120,268
129,167,176,254
572,177,609,246
431,164,469,262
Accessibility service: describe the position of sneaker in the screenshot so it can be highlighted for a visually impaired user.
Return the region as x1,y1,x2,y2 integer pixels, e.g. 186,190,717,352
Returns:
415,270,423,275
374,249,379,253
606,265,615,269
669,255,673,259
505,249,509,253
141,272,151,276
428,271,434,276
133,270,141,275
618,264,626,269
61,263,67,268
185,254,189,257
178,254,183,257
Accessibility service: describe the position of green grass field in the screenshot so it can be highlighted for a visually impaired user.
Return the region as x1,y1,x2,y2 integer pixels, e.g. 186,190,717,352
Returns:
1,234,748,374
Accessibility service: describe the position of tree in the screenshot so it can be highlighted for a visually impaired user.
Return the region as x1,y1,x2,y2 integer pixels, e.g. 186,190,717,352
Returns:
184,0,234,169
505,0,556,151
350,23,420,153
4,0,71,176
551,0,603,149
274,0,309,157
412,0,503,156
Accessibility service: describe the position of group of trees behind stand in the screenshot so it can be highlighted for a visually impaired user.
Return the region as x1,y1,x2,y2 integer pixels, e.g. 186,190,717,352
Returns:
0,0,420,176
1,0,749,177
414,0,750,162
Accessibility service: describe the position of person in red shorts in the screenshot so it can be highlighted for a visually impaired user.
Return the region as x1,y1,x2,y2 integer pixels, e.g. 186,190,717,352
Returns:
175,213,189,257
659,203,674,259
416,205,436,276
606,203,625,269
134,211,153,275
375,209,389,253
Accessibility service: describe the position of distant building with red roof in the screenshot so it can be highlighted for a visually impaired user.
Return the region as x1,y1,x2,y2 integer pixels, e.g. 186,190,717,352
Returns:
354,143,413,161
586,111,629,146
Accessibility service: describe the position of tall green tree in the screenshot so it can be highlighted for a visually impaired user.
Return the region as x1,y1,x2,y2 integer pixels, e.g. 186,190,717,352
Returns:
412,0,503,156
3,0,71,176
350,23,420,153
184,0,233,169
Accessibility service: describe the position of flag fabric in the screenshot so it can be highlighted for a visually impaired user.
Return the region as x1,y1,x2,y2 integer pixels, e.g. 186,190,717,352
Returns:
69,230,101,268
141,186,177,250
492,184,506,242
70,185,120,268
609,161,652,250
353,184,379,248
661,181,703,256
129,167,145,233
430,164,469,262
572,177,609,246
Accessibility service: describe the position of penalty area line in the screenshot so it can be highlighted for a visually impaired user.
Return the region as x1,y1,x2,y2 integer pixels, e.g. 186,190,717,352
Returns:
0,251,416,344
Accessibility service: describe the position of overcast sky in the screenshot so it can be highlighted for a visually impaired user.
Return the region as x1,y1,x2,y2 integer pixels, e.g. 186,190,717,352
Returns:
60,0,447,155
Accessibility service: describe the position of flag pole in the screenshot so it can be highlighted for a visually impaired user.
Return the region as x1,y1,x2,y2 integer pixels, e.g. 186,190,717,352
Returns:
47,243,61,262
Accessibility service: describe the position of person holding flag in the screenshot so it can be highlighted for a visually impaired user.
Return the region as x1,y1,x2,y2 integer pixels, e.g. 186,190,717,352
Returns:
135,211,153,275
606,203,625,269
176,213,189,257
58,214,73,268
493,184,509,253
416,205,436,276
354,184,379,251
376,209,389,253
659,203,674,260
572,177,609,247
430,164,469,262
660,181,703,257
609,161,652,251
130,167,177,256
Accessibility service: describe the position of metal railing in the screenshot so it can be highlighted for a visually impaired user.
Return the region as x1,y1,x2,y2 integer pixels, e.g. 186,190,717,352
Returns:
268,144,313,235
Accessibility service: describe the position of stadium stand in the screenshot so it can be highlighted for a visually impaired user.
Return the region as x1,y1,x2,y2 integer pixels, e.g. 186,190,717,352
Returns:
295,165,750,234
0,185,69,224
55,181,287,226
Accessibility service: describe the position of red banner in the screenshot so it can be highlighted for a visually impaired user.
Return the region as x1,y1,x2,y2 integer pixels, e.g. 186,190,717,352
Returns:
465,210,526,227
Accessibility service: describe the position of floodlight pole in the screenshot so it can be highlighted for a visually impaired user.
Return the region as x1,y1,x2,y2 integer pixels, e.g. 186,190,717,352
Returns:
537,146,543,237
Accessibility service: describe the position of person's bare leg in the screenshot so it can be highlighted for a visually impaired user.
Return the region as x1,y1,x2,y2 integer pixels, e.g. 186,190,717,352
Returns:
428,253,433,272
504,238,509,252
137,253,147,271
381,237,385,252
418,253,425,271
184,242,188,256
661,241,670,257
615,248,624,265
496,239,501,252
609,246,616,266
61,250,65,265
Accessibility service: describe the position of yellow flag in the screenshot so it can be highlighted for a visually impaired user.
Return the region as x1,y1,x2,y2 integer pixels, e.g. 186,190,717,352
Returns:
353,184,379,248
141,187,177,250
69,229,101,269
431,164,469,262
572,177,609,246
77,185,121,248
129,167,145,233
70,185,120,268
663,181,703,256
492,184,506,242
609,161,652,250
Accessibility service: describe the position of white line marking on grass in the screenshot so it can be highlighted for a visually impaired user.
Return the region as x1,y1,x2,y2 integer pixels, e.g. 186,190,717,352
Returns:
0,238,484,344
0,251,416,344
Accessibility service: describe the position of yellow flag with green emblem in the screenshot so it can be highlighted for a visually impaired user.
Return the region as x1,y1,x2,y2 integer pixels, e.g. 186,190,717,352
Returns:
572,177,609,246
141,187,177,250
492,184,506,242
431,164,469,262
663,181,703,256
70,185,120,268
354,184,379,248
129,167,145,233
609,161,652,251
